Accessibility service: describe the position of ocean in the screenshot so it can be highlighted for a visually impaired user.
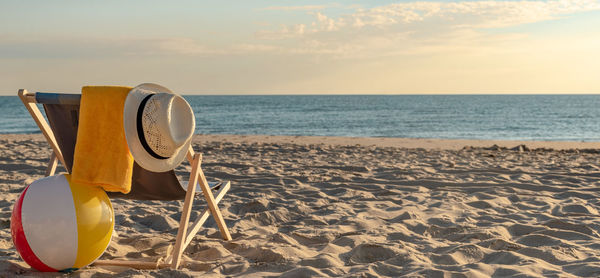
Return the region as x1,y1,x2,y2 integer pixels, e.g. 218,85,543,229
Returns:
2,95,600,141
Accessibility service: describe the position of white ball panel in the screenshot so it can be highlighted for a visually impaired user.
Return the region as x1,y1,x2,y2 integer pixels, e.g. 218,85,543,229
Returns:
21,175,78,270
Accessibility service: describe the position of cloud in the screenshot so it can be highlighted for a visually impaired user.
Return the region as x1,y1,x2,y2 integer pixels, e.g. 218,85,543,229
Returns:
255,24,307,39
5,0,598,61
312,12,344,31
0,36,284,59
0,36,149,59
254,0,600,58
154,38,225,55
262,5,328,11
346,0,600,29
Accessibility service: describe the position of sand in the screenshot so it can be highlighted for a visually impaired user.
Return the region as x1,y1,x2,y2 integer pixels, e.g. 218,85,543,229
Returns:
1,134,600,277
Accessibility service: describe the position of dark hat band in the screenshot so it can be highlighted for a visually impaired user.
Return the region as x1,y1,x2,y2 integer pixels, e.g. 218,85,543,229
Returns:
137,94,169,160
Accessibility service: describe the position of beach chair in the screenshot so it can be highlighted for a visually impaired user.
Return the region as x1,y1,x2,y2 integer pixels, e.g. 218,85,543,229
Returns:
17,89,232,270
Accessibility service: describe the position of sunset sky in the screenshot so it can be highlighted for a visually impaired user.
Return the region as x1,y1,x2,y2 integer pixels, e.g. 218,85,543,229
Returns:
1,0,599,94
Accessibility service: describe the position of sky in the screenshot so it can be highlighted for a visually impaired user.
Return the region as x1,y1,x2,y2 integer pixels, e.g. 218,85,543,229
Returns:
1,0,599,95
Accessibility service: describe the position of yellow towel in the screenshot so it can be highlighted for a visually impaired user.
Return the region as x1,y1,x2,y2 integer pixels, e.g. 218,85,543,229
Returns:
71,86,134,193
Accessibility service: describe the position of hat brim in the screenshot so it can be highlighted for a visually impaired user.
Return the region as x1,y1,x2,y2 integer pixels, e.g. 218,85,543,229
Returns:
123,83,192,173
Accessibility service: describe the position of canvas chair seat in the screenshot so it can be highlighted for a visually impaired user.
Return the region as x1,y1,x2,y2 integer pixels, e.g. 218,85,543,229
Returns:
18,89,232,269
39,93,186,200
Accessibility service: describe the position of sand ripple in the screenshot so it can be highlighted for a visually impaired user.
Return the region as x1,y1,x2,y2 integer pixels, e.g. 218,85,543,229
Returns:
1,135,600,277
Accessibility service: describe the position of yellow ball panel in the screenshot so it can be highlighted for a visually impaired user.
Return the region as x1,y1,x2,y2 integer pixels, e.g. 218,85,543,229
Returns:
65,175,114,268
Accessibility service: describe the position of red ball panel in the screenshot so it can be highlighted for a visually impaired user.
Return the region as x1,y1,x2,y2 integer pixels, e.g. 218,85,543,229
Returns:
11,185,57,272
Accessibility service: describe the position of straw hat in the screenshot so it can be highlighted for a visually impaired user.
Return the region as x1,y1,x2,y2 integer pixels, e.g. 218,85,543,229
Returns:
123,83,195,172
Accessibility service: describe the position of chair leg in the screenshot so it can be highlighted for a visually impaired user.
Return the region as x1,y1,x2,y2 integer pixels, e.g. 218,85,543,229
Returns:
96,153,233,270
162,182,230,265
93,259,172,269
171,153,202,269
169,153,233,269
197,167,232,241
18,89,68,171
45,152,58,176
184,181,231,248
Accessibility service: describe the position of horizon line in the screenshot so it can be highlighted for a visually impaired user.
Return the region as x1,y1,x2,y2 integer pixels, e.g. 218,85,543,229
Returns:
1,92,600,96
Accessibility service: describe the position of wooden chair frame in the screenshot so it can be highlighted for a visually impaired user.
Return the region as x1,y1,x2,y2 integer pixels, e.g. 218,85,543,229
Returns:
18,89,232,270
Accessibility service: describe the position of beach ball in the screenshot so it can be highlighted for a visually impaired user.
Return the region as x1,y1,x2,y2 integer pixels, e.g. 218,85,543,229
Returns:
10,174,114,272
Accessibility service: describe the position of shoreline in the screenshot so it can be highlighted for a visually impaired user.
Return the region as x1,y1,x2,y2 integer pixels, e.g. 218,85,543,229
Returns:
3,133,600,151
197,134,600,150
